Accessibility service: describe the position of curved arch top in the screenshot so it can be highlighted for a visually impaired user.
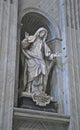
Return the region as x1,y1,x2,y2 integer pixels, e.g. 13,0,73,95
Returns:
19,7,61,39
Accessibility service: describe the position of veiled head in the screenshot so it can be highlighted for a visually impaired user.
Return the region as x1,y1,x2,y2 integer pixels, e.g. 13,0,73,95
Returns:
34,27,48,41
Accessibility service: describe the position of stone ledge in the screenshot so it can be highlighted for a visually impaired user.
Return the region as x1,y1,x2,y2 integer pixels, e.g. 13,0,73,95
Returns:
13,107,70,125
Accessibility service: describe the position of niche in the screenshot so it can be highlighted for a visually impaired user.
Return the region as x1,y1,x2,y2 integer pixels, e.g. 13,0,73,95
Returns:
18,12,61,112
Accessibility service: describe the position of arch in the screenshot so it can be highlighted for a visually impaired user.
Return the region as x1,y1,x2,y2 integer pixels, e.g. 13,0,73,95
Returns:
20,8,61,41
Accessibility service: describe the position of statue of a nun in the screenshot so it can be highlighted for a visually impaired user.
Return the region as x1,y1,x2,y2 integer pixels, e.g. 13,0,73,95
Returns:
21,27,59,94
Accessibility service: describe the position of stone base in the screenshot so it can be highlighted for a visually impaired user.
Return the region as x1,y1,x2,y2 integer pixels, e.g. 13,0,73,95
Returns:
13,108,70,130
18,94,58,112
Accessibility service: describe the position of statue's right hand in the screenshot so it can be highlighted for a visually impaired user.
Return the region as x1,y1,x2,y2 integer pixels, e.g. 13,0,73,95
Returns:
53,53,62,58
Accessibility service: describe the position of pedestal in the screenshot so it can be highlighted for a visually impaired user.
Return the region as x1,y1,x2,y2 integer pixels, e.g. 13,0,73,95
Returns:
13,108,70,130
19,94,58,112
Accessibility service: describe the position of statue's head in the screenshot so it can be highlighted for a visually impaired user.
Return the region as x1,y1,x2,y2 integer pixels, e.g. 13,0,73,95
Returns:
35,27,48,41
24,27,48,43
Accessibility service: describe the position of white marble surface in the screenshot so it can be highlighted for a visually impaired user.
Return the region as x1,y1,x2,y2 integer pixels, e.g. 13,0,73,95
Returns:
0,0,18,130
13,107,70,130
0,0,80,130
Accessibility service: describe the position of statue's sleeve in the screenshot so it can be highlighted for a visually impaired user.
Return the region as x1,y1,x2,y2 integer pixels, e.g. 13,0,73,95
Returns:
44,43,54,60
44,42,51,57
21,38,29,91
21,43,28,91
21,38,30,49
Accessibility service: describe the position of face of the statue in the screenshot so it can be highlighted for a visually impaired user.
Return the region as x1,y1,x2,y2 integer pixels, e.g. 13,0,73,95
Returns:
39,30,46,38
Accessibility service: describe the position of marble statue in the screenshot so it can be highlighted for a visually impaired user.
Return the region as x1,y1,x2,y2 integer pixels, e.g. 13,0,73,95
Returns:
21,27,60,106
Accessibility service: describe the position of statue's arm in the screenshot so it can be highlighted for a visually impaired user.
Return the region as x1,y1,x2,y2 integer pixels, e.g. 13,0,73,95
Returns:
44,43,61,60
21,38,29,49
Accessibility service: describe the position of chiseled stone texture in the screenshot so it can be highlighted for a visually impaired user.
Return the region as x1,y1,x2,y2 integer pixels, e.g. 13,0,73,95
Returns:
13,108,70,130
15,0,80,130
19,0,60,24
13,119,68,130
0,0,80,130
17,0,64,115
0,0,18,130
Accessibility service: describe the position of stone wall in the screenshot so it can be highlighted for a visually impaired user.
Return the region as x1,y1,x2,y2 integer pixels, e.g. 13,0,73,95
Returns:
0,0,18,130
17,0,64,114
0,0,80,130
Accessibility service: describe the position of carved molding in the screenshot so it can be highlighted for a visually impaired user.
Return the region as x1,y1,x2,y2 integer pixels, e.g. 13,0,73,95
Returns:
13,108,70,124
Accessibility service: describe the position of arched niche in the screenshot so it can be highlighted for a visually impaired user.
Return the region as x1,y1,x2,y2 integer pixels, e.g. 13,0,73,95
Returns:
20,12,60,41
18,10,62,108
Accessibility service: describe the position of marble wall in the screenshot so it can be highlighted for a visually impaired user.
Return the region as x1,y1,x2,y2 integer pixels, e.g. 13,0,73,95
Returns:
0,0,18,130
0,0,80,130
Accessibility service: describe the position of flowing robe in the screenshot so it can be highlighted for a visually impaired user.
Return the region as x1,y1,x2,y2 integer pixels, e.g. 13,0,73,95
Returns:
21,37,53,93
